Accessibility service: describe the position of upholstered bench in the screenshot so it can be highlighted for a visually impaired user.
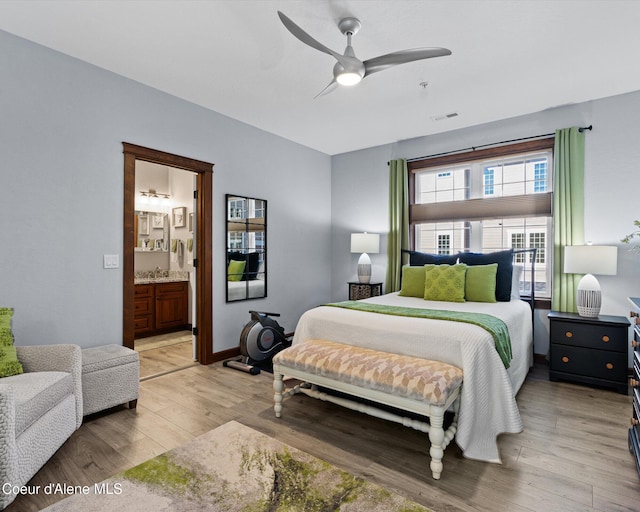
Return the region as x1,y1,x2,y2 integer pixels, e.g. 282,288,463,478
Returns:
272,339,463,480
81,345,139,416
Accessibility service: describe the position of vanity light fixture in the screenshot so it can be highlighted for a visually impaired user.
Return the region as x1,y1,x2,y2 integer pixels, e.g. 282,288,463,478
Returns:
139,189,170,206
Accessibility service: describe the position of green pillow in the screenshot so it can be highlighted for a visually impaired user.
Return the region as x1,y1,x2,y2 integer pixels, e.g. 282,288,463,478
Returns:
424,264,467,302
398,265,426,298
227,260,246,282
0,308,23,378
465,263,498,303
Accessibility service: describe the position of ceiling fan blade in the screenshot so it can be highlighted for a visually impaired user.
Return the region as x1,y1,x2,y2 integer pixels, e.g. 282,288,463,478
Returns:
314,79,338,99
363,47,452,77
278,11,351,68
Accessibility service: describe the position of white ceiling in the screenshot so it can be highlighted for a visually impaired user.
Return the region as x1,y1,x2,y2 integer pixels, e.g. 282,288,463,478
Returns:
1,0,639,155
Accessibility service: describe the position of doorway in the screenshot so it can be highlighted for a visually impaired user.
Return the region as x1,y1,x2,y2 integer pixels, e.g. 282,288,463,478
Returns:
123,143,214,365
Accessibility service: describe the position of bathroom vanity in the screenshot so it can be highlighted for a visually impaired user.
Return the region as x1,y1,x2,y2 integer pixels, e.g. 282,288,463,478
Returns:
134,279,189,338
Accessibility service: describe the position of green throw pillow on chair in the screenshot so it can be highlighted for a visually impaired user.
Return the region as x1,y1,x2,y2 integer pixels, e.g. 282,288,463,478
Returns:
0,308,23,378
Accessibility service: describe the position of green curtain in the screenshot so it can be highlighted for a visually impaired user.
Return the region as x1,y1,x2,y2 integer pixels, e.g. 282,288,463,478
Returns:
552,127,585,312
385,159,409,292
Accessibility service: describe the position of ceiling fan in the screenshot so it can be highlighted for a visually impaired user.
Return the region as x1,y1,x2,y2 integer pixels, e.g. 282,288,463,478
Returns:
277,11,451,97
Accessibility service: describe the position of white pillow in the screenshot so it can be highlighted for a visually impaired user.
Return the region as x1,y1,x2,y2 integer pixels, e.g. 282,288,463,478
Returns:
511,265,523,300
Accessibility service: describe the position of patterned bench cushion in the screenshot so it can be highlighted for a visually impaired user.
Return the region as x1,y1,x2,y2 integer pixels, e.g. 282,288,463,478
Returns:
273,339,463,406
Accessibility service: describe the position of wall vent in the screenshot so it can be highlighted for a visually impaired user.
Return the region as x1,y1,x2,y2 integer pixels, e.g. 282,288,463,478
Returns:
431,112,459,121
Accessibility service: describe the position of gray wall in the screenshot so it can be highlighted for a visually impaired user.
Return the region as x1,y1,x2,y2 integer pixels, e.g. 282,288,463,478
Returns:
0,30,331,352
331,91,640,357
4,26,639,360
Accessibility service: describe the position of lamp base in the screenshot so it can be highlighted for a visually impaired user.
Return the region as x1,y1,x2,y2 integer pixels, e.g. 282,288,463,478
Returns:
576,274,601,318
357,252,371,284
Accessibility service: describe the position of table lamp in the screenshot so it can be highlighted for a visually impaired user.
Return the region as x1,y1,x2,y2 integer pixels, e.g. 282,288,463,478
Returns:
351,232,380,284
563,245,617,317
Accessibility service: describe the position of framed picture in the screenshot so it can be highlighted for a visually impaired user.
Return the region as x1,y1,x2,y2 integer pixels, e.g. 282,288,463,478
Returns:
138,214,149,236
173,207,186,228
152,213,164,229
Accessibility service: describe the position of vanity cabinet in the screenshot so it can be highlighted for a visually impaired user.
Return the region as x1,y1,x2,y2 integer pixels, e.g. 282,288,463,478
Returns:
134,284,154,336
155,281,189,331
134,281,189,338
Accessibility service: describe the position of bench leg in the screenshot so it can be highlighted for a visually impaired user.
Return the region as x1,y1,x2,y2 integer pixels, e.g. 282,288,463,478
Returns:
429,407,445,480
273,372,284,418
128,399,138,409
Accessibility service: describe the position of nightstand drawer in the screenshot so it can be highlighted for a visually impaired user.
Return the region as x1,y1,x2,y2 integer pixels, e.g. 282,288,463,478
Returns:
550,344,627,381
550,320,627,352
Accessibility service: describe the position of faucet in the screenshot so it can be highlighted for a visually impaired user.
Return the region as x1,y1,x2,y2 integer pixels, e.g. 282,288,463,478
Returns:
154,266,162,279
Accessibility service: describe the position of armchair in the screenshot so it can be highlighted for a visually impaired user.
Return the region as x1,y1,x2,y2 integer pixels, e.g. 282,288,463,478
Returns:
0,344,82,510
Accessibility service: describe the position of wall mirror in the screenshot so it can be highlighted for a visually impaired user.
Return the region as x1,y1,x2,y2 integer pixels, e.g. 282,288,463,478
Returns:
134,210,170,271
226,194,267,302
135,211,169,251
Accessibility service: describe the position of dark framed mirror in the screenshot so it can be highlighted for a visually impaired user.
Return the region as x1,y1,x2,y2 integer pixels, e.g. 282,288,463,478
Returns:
226,194,267,302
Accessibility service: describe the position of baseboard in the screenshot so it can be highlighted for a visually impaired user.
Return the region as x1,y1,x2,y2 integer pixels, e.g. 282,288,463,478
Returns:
212,347,240,363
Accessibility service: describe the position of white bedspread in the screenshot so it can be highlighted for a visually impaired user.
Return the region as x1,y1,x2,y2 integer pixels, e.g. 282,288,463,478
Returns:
292,292,533,463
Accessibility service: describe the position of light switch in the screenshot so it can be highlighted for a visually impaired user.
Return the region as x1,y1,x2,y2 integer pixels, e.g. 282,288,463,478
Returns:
103,254,120,269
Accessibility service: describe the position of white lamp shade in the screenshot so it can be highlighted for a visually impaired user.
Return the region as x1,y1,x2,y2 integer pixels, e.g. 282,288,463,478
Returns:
564,245,617,318
563,245,617,275
350,233,380,254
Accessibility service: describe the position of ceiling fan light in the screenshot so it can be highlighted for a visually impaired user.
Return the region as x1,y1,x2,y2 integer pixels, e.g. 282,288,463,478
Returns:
336,71,362,86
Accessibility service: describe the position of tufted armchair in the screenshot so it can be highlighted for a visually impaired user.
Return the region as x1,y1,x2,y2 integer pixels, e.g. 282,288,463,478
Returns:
0,344,83,510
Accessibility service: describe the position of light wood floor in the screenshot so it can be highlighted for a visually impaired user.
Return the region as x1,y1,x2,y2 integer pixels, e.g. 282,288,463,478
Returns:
6,363,640,512
135,332,197,379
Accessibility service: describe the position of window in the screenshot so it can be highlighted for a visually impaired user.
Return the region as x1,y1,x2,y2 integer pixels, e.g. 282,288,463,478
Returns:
511,233,526,263
437,233,452,255
529,232,545,263
533,161,547,193
409,138,554,298
483,168,495,196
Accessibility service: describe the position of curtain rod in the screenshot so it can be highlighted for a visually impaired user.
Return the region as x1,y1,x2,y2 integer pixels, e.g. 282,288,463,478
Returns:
393,125,593,164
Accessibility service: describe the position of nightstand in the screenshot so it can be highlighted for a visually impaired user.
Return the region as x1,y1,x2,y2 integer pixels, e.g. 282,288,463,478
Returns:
548,311,630,394
348,282,382,300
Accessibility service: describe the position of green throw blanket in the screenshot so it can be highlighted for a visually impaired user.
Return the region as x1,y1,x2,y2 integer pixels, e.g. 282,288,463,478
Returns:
325,301,512,368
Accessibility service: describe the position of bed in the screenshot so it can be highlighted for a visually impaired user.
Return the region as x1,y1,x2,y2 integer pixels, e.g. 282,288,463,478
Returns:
291,249,535,463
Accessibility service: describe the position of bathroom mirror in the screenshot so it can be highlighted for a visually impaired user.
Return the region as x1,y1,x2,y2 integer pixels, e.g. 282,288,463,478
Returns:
134,210,170,271
226,194,267,302
135,211,169,251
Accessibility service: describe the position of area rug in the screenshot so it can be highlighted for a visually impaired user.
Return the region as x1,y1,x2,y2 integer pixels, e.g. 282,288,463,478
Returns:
42,421,430,511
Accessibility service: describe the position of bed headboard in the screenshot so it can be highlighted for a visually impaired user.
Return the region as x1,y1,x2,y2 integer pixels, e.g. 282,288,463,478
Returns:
512,248,537,314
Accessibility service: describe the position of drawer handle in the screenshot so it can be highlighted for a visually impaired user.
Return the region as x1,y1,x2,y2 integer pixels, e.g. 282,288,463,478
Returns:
632,418,640,427
602,335,610,343
605,363,614,370
565,331,573,338
631,378,640,387
561,356,569,363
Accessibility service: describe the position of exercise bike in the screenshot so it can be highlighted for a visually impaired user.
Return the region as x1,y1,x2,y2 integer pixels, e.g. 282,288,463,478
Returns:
223,311,292,375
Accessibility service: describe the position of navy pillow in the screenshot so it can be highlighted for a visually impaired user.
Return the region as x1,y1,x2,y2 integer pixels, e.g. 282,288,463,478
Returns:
227,251,260,280
457,249,514,302
406,250,458,266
